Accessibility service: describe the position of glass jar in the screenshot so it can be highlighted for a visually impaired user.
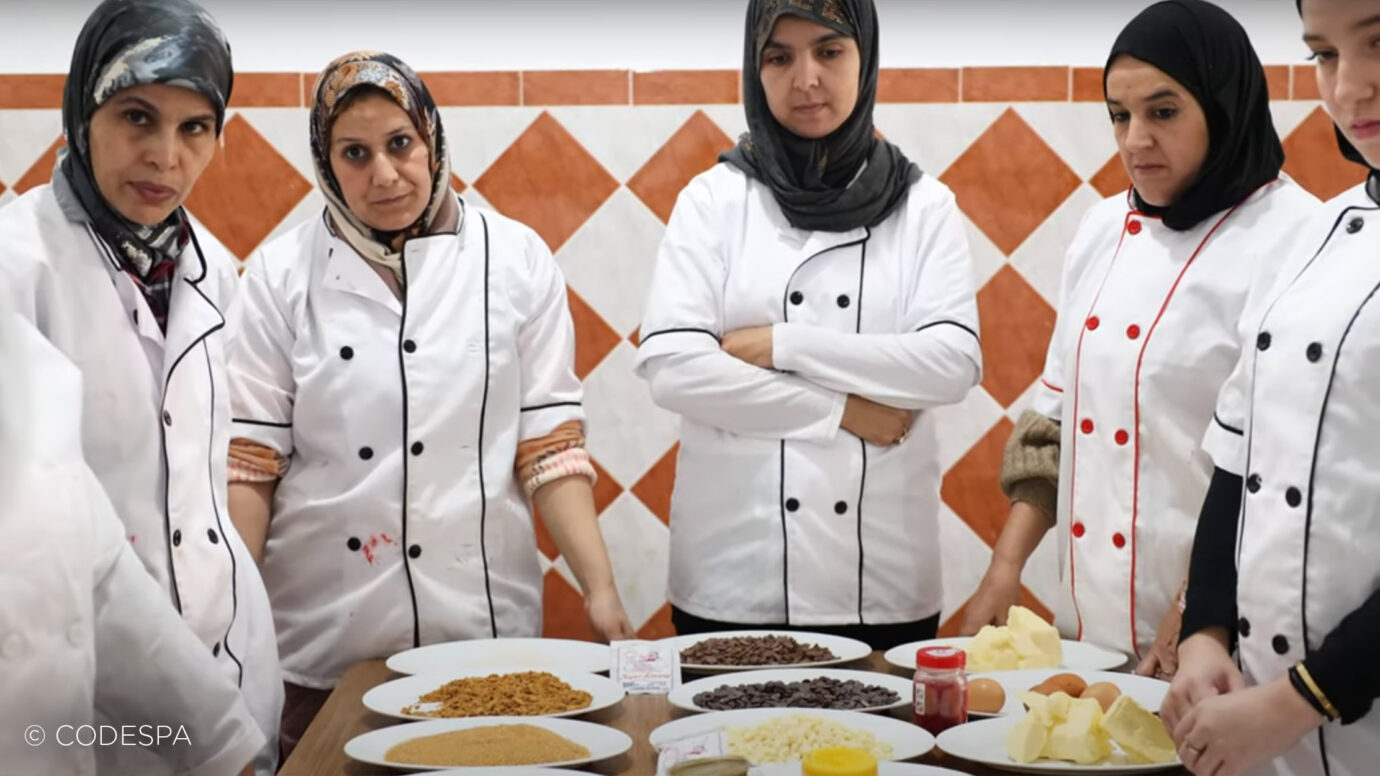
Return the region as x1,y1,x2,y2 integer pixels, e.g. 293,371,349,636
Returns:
913,645,968,736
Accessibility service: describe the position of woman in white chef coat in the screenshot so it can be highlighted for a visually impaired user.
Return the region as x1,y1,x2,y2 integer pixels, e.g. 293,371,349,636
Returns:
0,312,262,776
635,0,982,650
0,1,282,773
225,51,634,755
1163,1,1380,774
960,0,1319,678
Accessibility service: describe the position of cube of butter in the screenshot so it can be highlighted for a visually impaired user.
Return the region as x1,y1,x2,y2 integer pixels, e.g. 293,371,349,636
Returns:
1006,714,1049,764
1007,605,1063,669
968,625,1020,671
1044,698,1112,765
1102,695,1177,764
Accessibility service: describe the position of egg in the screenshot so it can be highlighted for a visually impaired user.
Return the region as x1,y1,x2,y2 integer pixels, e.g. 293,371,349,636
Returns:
1045,673,1089,698
1081,681,1122,712
968,678,1007,713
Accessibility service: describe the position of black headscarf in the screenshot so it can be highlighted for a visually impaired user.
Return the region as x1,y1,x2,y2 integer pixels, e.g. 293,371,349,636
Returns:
1105,0,1282,230
721,0,919,232
58,0,232,282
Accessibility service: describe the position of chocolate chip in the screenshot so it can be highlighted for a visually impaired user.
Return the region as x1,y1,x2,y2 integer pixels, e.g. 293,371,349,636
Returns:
680,635,837,667
692,676,899,711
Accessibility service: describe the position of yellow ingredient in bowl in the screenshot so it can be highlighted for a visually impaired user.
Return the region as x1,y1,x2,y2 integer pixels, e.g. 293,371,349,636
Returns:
403,671,592,717
384,723,590,766
803,746,878,776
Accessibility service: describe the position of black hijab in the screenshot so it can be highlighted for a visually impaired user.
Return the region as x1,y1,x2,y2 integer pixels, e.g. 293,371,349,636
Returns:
1105,0,1282,230
721,0,919,232
58,0,232,279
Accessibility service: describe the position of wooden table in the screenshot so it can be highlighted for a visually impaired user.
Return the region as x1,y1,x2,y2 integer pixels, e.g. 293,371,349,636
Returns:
280,653,1189,776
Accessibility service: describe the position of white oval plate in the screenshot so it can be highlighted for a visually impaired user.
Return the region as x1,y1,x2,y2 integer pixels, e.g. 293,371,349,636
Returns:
665,630,873,673
884,638,1127,673
386,638,611,676
669,668,911,714
753,764,967,776
966,670,1169,718
649,708,934,762
343,716,632,771
935,716,1181,774
362,667,626,721
428,770,600,775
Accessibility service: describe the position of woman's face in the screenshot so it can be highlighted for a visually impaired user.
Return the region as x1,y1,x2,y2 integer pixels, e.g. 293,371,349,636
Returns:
328,91,432,232
1303,0,1380,168
758,15,861,139
87,83,218,225
1105,56,1211,208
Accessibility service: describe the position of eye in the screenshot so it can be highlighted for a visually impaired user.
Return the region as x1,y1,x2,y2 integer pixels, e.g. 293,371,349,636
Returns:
1109,110,1130,124
763,52,790,67
124,109,151,127
180,120,210,136
818,46,843,60
388,134,412,152
342,145,368,162
1307,48,1337,64
1151,107,1178,121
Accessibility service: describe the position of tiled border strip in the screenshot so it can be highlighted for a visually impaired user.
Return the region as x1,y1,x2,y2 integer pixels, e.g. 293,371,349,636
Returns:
0,65,1322,109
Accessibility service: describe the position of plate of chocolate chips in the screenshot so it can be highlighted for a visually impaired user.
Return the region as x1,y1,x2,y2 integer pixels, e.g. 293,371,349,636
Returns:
663,631,872,674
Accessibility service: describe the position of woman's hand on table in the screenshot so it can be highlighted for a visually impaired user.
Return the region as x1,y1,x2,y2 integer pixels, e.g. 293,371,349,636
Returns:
1170,676,1324,776
585,585,636,642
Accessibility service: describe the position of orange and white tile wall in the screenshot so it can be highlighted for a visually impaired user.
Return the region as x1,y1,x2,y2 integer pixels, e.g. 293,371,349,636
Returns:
0,65,1362,641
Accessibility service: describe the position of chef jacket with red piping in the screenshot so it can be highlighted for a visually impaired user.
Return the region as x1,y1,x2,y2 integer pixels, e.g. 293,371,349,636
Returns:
1031,176,1319,660
1203,181,1380,776
635,163,982,626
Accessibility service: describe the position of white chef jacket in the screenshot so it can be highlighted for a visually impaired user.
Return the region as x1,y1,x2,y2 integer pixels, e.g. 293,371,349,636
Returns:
0,312,264,776
635,163,982,626
1204,180,1380,776
0,184,282,775
228,203,582,687
1031,178,1319,660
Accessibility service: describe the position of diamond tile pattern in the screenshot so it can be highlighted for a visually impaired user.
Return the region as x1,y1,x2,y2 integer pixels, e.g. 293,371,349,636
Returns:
0,72,1355,641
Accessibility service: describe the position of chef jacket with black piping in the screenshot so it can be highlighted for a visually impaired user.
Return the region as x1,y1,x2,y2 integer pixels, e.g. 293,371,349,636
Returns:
1032,177,1318,660
635,162,982,626
227,204,584,688
1201,180,1380,776
0,184,282,774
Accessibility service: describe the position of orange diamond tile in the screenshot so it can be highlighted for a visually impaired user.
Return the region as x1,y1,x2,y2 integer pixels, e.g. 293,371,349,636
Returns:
977,266,1057,407
567,287,623,380
531,457,623,560
541,570,596,641
1088,154,1131,199
183,115,312,259
938,585,1054,638
628,327,641,347
631,443,679,525
1283,106,1368,202
637,602,677,639
627,110,734,223
451,174,467,194
473,111,618,251
0,181,6,197
14,137,64,195
941,108,1080,255
941,417,1016,548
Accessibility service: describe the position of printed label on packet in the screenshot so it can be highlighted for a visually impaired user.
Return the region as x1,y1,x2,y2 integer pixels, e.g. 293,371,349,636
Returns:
612,639,679,694
655,731,728,774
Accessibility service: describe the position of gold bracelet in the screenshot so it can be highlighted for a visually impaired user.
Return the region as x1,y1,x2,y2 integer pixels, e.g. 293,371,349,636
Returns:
1295,662,1341,721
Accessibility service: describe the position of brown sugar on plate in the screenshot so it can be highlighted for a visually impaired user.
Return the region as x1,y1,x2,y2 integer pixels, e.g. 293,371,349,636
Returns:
384,723,591,766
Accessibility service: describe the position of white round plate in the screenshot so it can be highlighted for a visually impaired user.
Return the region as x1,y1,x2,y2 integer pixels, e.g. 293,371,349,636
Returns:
362,667,626,721
965,670,1169,718
669,668,912,714
428,771,599,775
649,708,934,762
883,638,1127,673
386,638,611,676
935,716,1181,774
343,716,632,771
752,764,967,776
665,630,872,672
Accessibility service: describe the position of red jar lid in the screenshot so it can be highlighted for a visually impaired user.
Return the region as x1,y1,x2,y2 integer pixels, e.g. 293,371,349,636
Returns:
916,646,966,670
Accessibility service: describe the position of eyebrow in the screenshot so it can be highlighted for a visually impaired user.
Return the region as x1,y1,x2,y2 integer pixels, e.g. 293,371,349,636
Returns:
763,31,847,49
1303,12,1380,42
332,126,414,146
113,95,215,125
1106,88,1181,106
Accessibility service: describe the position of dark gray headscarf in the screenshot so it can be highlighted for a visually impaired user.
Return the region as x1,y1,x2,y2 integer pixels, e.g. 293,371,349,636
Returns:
721,0,920,232
58,0,232,282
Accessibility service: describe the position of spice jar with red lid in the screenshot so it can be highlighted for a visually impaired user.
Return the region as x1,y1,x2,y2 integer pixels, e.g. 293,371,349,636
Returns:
913,645,968,735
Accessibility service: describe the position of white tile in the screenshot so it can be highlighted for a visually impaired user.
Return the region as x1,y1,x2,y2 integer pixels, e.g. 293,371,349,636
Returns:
230,108,314,183
873,103,1006,177
548,105,697,183
556,187,665,336
254,188,325,252
1013,103,1120,181
581,342,683,487
598,494,672,628
1008,183,1102,304
438,106,544,184
929,385,1004,473
0,109,61,185
1271,100,1323,138
961,213,1007,289
937,503,996,622
1003,377,1048,424
0,189,15,208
